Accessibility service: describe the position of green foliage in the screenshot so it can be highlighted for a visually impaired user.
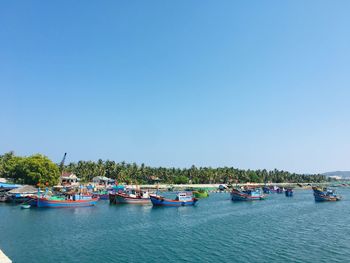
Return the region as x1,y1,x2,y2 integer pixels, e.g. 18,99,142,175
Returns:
0,152,327,185
0,152,60,186
174,176,189,184
63,160,327,184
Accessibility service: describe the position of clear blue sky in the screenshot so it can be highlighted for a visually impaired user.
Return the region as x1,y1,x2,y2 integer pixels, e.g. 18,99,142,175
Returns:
1,1,350,174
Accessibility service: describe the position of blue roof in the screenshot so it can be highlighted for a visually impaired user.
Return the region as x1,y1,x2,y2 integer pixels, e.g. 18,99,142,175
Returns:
0,183,21,189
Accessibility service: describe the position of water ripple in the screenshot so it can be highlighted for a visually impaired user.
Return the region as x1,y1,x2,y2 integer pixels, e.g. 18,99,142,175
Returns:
1,190,350,262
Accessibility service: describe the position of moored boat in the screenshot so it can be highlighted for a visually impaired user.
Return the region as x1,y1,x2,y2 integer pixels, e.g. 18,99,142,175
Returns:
231,188,266,201
312,187,341,202
276,187,284,194
114,191,151,205
93,190,109,200
285,188,293,197
109,192,116,203
29,194,98,208
193,189,209,198
268,185,283,194
150,192,198,207
98,193,109,200
262,186,270,194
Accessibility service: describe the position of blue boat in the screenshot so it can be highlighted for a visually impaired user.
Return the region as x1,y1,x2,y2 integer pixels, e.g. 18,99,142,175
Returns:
231,188,266,201
0,183,21,190
285,188,293,197
312,187,341,202
150,192,198,207
263,186,271,194
268,186,283,193
277,188,284,194
29,194,98,208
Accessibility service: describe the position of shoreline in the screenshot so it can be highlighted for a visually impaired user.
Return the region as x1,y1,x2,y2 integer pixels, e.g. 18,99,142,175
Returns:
128,182,332,190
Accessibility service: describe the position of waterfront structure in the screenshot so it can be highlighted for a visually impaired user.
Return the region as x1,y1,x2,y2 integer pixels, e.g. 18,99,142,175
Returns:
60,172,80,186
92,176,115,186
6,185,39,203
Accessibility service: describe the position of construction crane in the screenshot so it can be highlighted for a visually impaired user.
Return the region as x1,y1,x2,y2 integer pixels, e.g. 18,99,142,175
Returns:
59,152,67,175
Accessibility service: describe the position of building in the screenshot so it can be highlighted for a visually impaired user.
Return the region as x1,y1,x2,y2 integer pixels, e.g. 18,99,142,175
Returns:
328,175,342,180
92,176,114,185
60,172,80,186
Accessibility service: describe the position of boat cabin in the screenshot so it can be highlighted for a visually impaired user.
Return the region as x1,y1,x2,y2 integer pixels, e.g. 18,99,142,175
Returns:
175,192,194,202
125,188,149,198
243,188,262,197
325,188,337,196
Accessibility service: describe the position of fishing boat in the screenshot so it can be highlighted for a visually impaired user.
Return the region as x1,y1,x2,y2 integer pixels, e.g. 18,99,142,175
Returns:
262,186,271,194
285,188,293,197
98,193,109,200
268,185,283,194
150,192,198,207
193,189,209,198
231,188,266,201
108,185,125,203
29,194,98,208
276,187,284,194
93,190,109,200
114,190,151,205
0,193,8,202
109,192,117,203
312,187,341,202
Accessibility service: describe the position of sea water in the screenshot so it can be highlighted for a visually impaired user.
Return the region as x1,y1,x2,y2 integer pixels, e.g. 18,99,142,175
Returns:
1,189,350,263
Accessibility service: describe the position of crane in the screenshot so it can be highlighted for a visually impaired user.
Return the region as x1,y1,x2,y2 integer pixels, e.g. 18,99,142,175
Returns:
59,152,67,175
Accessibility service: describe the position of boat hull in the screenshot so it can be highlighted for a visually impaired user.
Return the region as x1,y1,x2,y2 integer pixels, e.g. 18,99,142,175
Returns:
262,187,271,194
285,191,293,197
150,195,198,207
314,194,341,202
109,193,116,204
231,190,265,201
97,194,109,200
114,193,151,204
313,187,341,202
30,197,98,208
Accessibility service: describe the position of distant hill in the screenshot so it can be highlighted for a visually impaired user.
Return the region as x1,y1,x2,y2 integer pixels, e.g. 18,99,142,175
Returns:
323,171,350,178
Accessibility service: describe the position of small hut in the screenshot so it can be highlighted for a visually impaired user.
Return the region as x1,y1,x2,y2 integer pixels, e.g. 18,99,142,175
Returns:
92,176,114,186
60,172,80,186
8,185,38,195
7,185,40,203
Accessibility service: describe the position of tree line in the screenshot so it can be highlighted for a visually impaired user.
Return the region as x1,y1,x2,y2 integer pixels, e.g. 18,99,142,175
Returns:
64,160,326,184
0,152,327,186
0,152,60,186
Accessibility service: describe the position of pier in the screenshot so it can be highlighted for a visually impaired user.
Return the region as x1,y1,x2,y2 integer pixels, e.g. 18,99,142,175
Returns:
0,249,12,263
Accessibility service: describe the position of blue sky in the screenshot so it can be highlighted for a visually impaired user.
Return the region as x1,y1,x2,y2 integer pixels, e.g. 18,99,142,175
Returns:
1,1,350,173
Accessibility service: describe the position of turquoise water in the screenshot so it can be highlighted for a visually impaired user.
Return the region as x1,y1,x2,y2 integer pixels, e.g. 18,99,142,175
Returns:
1,189,350,263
